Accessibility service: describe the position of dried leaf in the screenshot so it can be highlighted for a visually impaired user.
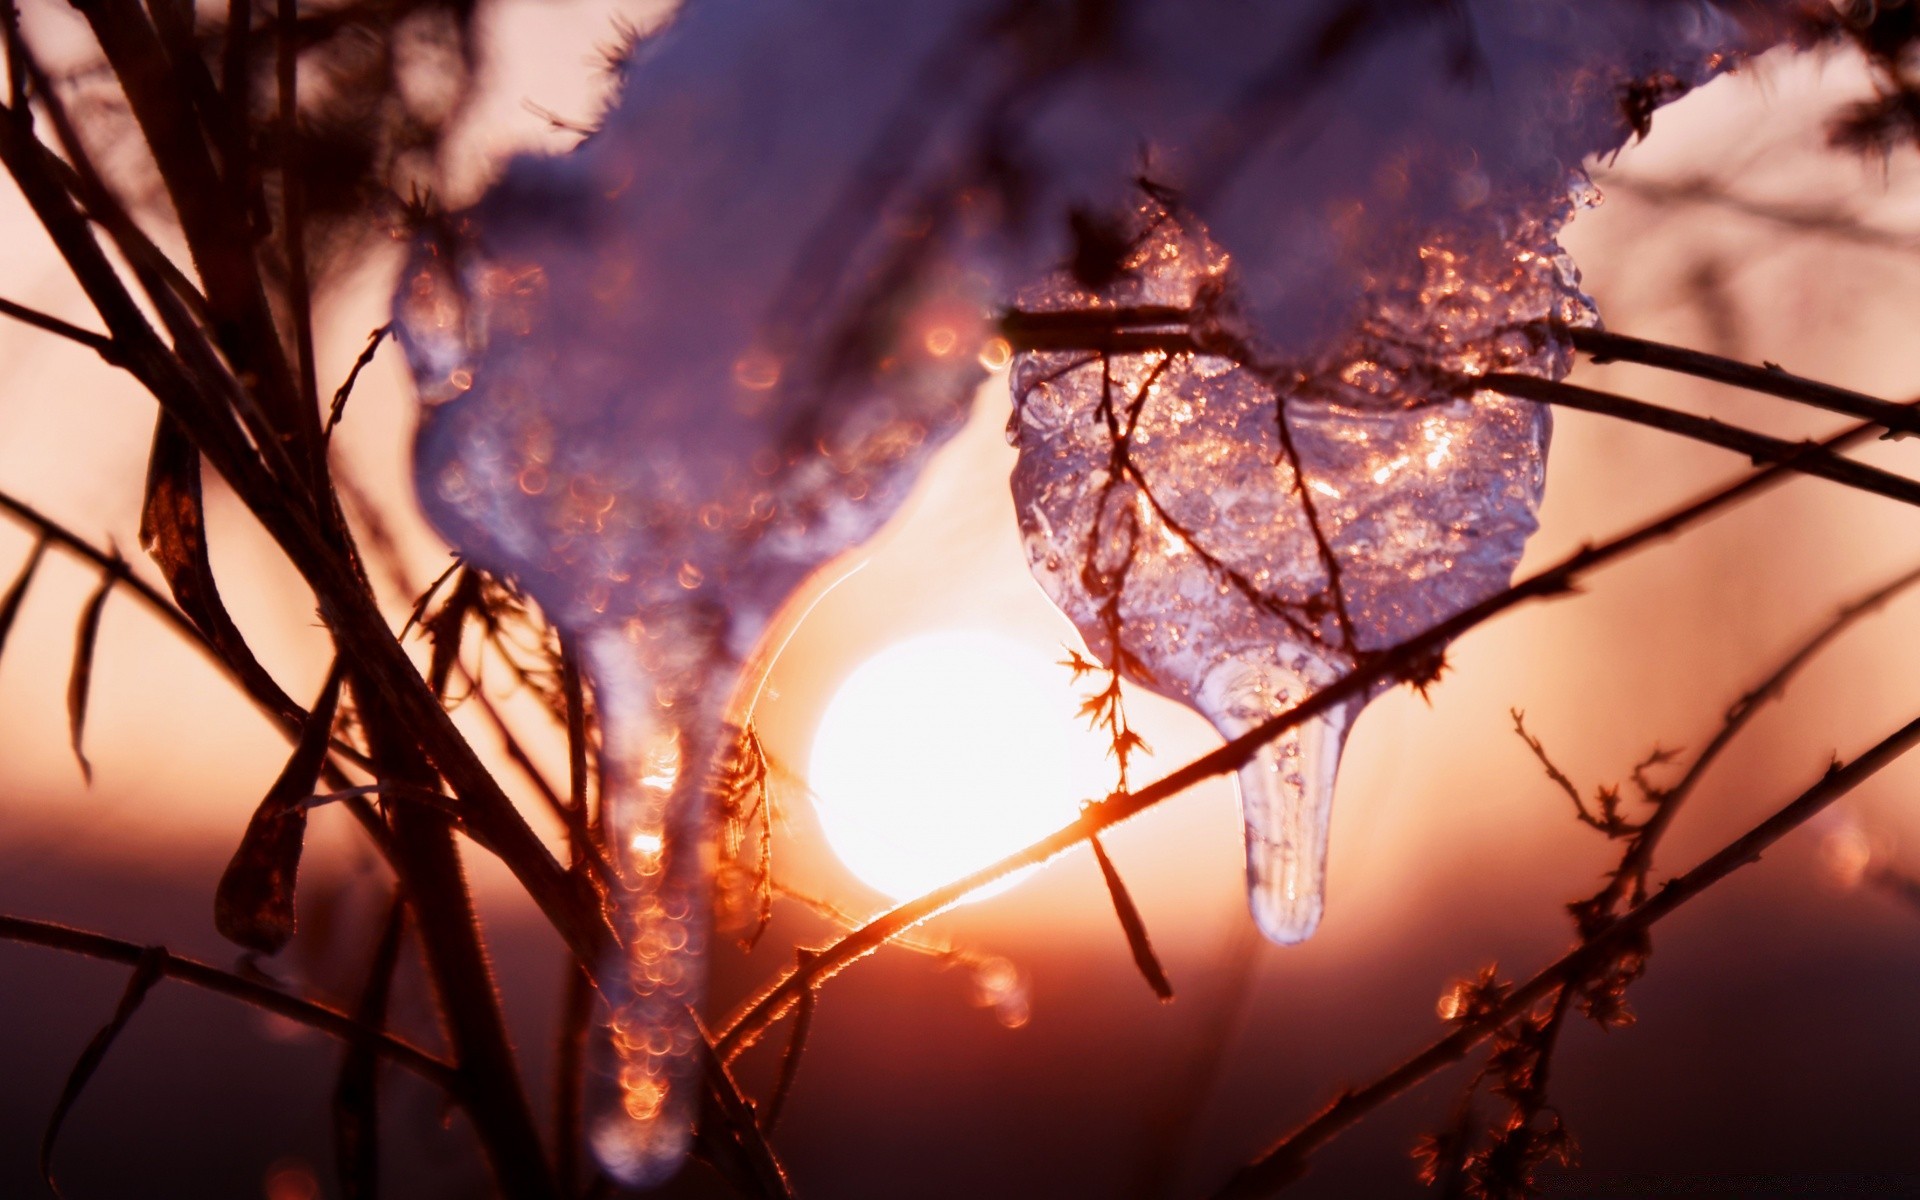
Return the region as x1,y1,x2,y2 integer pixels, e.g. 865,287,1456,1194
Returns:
1089,833,1174,1001
67,564,117,785
215,668,343,954
0,537,47,666
42,946,167,1198
140,413,298,723
333,896,406,1200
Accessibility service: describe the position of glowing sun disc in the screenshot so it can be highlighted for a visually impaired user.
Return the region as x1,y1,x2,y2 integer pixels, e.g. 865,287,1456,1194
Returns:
809,630,1113,903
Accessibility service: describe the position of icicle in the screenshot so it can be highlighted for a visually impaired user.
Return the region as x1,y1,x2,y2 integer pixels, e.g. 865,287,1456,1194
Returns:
1196,657,1353,944
394,203,987,1186
580,621,728,1186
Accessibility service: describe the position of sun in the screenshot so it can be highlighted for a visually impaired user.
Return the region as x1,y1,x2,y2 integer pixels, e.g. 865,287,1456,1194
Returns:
807,630,1116,903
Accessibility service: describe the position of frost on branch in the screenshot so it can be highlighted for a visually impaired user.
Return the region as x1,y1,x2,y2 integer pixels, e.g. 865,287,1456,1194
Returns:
390,0,1787,1185
1007,197,1569,944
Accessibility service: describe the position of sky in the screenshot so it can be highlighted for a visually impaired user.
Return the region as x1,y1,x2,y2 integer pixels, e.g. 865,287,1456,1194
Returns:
4,5,1920,1199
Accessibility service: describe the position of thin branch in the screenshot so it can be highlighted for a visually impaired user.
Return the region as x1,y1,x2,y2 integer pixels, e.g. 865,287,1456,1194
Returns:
716,406,1897,1059
757,950,818,1135
1434,558,1920,1190
326,324,391,438
552,960,592,1196
1511,710,1618,834
1003,309,1920,513
0,295,118,363
1568,325,1920,440
1480,372,1920,509
693,1016,799,1200
1212,705,1920,1197
0,485,390,838
0,913,454,1089
1598,557,1920,911
277,0,321,464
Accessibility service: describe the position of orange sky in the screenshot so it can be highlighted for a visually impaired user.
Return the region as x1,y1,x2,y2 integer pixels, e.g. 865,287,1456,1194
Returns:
5,11,1920,1196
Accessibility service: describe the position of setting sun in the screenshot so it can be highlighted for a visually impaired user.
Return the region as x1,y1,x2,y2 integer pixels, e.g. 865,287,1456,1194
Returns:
808,630,1115,902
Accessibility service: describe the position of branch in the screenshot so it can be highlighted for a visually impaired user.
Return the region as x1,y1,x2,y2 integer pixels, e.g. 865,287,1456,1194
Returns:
1480,372,1920,509
715,404,1894,1059
1428,557,1920,1189
1568,325,1920,439
1212,705,1920,1197
0,486,391,845
0,295,118,364
1598,557,1920,911
1002,307,1920,458
0,913,454,1090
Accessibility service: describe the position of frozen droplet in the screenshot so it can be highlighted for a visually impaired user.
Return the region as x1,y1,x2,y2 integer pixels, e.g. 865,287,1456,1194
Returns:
1436,978,1475,1022
970,955,1032,1029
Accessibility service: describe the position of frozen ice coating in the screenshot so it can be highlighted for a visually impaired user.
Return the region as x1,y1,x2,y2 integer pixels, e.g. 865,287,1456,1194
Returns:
1008,202,1571,944
393,0,1788,1186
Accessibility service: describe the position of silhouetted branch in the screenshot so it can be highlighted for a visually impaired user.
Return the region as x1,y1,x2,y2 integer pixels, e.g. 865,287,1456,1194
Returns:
717,401,1898,1059
1479,372,1920,508
1212,703,1920,1197
0,296,118,364
0,913,454,1089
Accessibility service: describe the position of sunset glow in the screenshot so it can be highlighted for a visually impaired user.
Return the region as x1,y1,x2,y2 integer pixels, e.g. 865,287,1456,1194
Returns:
808,630,1114,902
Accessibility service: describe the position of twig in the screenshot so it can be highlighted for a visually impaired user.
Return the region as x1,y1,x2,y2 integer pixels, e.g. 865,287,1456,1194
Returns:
0,295,118,364
1211,705,1920,1197
1598,557,1920,911
757,950,818,1134
715,409,1890,1059
0,913,453,1089
552,961,593,1196
1479,372,1920,508
1226,560,1920,1193
326,324,390,438
1567,325,1920,440
693,1015,799,1200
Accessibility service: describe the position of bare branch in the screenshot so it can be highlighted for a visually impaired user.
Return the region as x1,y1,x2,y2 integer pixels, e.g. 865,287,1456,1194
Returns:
0,913,454,1089
717,406,1893,1059
1212,705,1920,1197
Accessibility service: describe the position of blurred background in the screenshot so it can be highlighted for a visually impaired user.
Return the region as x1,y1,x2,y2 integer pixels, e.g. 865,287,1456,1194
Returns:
4,4,1920,1198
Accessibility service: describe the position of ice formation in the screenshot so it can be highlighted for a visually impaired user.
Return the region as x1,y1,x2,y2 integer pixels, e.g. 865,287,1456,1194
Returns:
1005,1,1768,942
393,0,1788,1186
1008,203,1577,943
392,133,987,1189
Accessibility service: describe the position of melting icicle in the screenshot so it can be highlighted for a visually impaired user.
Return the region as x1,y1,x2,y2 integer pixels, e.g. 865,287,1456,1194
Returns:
1008,201,1568,944
1197,658,1352,943
394,198,985,1188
